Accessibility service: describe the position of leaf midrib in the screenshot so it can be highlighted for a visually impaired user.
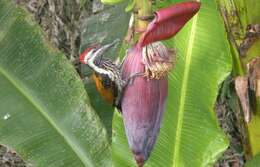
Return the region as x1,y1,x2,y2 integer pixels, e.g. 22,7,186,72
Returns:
0,66,94,167
172,13,199,167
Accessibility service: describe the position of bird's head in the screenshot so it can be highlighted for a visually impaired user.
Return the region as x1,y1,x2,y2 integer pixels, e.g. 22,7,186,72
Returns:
80,39,120,64
79,46,98,64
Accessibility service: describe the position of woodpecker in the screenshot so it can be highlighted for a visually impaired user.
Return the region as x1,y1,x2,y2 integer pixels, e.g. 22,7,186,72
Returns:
80,39,131,110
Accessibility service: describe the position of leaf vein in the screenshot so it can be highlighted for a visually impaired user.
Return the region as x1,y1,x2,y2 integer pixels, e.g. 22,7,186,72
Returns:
172,12,199,167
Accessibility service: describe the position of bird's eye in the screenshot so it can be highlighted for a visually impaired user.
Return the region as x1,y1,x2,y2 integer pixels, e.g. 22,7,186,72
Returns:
92,48,97,54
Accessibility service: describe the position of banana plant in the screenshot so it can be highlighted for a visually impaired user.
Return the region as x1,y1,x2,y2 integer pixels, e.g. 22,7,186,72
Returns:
89,0,233,166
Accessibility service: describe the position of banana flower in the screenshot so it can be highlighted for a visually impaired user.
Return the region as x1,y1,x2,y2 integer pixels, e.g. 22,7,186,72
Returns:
121,2,200,166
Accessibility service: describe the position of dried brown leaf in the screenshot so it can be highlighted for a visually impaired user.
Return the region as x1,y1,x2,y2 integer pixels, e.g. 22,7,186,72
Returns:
235,76,251,122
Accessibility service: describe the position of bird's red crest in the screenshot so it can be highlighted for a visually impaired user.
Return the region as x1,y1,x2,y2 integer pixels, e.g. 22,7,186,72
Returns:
80,46,96,64
80,43,101,64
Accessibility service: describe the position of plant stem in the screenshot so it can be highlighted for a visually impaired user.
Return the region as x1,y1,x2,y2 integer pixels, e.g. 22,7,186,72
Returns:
217,0,246,76
134,0,152,33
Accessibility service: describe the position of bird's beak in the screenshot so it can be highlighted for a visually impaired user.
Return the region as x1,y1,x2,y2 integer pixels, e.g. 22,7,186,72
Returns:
94,39,120,57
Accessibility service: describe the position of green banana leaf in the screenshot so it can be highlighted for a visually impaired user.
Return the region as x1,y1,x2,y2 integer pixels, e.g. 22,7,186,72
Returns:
0,1,110,167
112,0,232,166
